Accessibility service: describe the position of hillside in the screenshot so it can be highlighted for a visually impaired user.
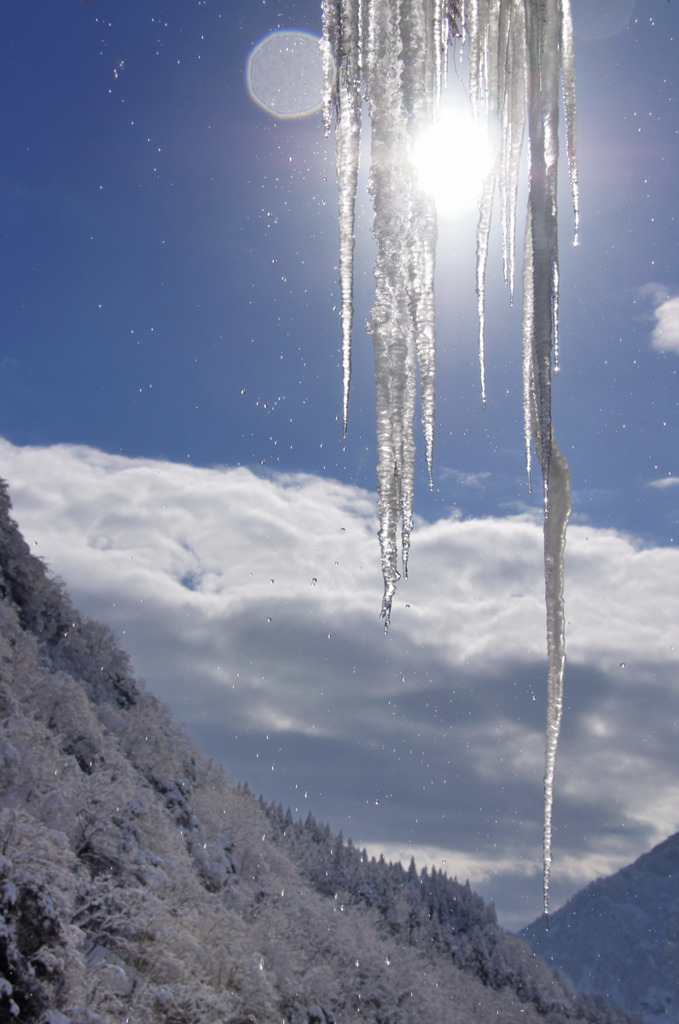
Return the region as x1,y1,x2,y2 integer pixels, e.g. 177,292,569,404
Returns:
522,833,679,1024
0,476,640,1023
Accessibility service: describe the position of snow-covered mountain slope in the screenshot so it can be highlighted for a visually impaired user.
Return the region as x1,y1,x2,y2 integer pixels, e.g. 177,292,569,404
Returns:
0,476,640,1023
521,833,679,1024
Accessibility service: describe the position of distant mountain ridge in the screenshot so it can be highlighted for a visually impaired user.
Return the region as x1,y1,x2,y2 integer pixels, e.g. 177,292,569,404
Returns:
521,833,679,1024
0,476,640,1023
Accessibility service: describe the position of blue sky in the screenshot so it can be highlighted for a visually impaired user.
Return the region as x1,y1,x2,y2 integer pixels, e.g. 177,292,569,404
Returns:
1,0,679,930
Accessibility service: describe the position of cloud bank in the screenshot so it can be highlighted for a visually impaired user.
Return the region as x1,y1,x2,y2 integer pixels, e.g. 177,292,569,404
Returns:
1,438,678,931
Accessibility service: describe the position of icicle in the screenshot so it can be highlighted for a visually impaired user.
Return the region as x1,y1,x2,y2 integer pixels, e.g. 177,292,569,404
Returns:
476,174,494,410
412,200,438,488
324,0,577,913
469,0,530,403
324,0,440,625
541,439,570,924
523,203,571,921
560,0,579,248
498,1,527,300
403,0,440,489
522,212,534,488
520,0,573,920
365,0,419,620
322,0,363,436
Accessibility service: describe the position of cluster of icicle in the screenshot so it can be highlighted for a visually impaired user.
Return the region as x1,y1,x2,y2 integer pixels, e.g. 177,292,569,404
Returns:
321,0,578,921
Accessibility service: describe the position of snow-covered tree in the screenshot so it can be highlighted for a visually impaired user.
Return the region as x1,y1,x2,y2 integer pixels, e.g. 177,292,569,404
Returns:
0,482,641,1021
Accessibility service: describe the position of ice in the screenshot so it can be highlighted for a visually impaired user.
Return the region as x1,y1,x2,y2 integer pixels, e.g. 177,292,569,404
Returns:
324,0,443,624
541,438,571,922
323,0,577,913
322,0,363,435
521,1,575,916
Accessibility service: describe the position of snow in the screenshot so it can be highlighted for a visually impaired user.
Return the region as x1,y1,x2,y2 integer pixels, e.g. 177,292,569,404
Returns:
323,0,578,916
522,832,679,1023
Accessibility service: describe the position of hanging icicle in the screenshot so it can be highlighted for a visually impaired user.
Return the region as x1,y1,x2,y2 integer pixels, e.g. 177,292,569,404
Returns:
323,0,445,623
465,0,577,922
322,0,578,921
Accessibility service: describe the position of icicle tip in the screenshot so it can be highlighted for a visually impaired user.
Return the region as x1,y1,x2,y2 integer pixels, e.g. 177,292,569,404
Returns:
380,595,392,633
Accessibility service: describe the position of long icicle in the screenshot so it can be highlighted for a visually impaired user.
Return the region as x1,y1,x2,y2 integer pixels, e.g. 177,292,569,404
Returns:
523,206,571,925
523,0,572,923
322,0,363,436
467,0,576,921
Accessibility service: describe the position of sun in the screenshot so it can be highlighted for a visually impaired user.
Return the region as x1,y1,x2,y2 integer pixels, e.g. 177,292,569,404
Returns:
412,104,495,218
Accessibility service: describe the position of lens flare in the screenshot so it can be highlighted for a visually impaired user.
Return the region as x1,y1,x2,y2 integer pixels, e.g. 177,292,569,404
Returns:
247,31,326,119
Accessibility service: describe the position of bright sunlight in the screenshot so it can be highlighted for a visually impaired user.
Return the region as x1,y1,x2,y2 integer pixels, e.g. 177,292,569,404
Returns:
412,105,495,218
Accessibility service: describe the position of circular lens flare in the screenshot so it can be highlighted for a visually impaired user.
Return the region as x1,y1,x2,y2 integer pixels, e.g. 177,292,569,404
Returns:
247,31,326,119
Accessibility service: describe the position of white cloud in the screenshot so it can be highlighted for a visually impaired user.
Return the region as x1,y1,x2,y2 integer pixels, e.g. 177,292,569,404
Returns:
1,437,678,931
648,475,679,489
650,293,679,354
439,467,493,489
